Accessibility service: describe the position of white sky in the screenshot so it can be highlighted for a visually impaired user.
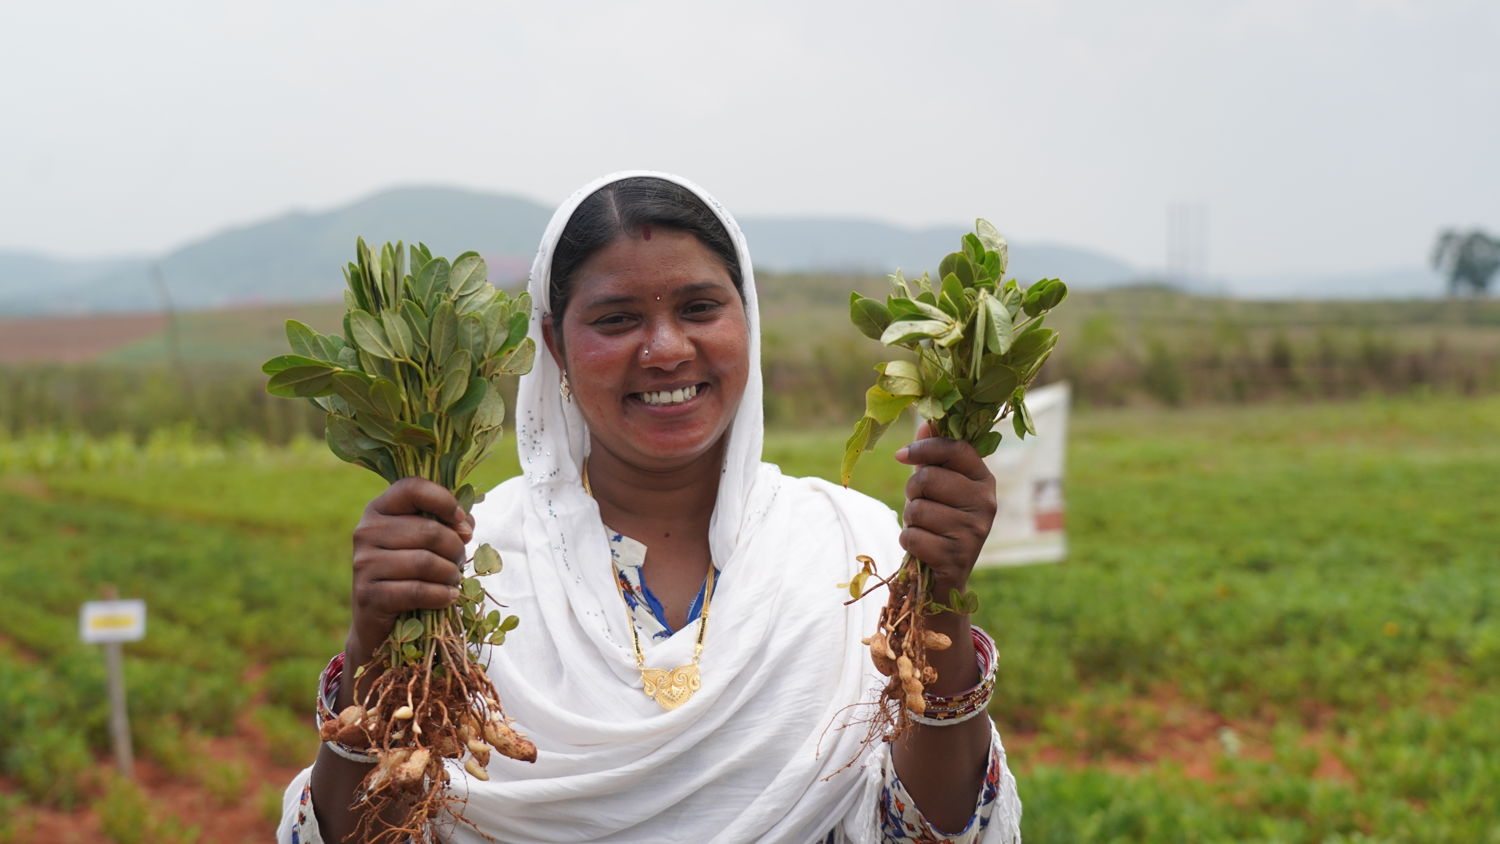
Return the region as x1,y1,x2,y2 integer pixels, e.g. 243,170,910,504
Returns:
2,0,1496,278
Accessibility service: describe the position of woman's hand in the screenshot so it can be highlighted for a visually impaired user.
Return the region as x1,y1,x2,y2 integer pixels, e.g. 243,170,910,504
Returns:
893,422,997,597
347,478,475,665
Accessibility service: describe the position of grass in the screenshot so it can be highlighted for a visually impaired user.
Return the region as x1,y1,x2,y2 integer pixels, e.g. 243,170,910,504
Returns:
1,394,1497,840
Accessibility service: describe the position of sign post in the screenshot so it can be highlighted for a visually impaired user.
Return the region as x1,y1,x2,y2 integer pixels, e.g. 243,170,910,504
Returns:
975,381,1072,568
80,589,146,777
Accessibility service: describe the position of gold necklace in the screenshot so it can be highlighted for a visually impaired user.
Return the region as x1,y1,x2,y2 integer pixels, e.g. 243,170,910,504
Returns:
582,460,715,711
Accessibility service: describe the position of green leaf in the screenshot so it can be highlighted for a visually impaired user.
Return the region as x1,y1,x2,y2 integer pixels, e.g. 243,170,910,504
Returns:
267,365,338,398
325,414,381,462
394,423,438,448
974,430,1003,457
450,255,487,297
354,411,400,445
1013,397,1036,437
400,300,429,358
494,337,536,376
499,615,520,632
284,320,325,361
849,293,892,340
963,233,983,264
369,378,403,419
906,299,952,322
348,310,396,360
437,362,471,410
455,285,496,316
880,319,951,346
430,300,458,366
1022,278,1069,317
864,385,916,425
972,364,1020,403
984,295,1015,354
1000,279,1022,312
317,332,346,364
262,354,328,376
939,273,965,318
460,577,484,602
473,385,506,430
1006,327,1059,380
840,416,874,486
381,310,413,360
915,394,946,419
449,377,488,420
953,254,976,287
877,359,923,396
458,314,489,364
414,255,451,311
976,219,1008,276
456,484,476,513
331,371,380,416
473,544,503,576
395,616,424,643
937,253,959,285
504,311,530,351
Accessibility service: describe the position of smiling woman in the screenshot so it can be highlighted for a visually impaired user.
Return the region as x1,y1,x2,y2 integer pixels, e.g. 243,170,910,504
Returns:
546,219,749,474
279,172,1021,843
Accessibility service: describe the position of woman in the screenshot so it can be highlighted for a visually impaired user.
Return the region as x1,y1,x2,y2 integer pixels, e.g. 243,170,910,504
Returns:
279,172,1021,842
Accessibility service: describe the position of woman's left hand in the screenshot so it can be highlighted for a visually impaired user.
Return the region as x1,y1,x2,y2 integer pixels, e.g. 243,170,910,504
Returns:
894,422,997,596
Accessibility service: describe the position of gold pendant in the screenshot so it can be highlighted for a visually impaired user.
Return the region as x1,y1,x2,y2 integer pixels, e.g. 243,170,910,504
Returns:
640,664,701,710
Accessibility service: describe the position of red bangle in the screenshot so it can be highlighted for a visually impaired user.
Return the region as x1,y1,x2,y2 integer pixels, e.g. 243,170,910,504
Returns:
910,626,997,726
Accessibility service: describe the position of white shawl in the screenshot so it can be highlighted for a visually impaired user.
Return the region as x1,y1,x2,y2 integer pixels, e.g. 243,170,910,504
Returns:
449,170,897,842
278,172,1020,843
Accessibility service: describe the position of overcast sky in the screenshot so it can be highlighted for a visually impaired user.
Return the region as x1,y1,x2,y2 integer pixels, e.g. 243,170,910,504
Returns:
2,0,1495,279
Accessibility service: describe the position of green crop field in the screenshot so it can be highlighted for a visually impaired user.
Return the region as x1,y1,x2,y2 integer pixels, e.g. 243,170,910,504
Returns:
2,395,1498,841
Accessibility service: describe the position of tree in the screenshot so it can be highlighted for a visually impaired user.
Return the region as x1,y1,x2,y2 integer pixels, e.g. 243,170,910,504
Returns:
1431,228,1500,296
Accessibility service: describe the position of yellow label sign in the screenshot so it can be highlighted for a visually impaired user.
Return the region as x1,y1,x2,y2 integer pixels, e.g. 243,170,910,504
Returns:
80,600,147,643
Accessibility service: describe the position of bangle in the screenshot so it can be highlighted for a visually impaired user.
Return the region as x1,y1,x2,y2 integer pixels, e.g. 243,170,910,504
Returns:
907,626,997,727
315,653,379,764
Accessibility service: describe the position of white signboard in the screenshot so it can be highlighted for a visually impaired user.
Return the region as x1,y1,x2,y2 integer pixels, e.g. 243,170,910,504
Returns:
80,600,147,643
976,382,1070,568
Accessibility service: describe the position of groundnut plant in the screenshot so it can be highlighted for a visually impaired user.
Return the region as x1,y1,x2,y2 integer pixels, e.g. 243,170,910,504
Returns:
842,220,1067,737
263,239,537,842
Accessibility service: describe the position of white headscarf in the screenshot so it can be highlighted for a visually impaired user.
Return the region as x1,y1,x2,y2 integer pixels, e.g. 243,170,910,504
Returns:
450,171,902,842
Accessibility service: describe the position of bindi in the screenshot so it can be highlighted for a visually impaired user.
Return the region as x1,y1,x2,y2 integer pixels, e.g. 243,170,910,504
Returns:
640,224,652,241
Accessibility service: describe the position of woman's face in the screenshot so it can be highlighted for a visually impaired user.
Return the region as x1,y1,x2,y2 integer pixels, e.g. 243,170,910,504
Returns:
547,228,749,472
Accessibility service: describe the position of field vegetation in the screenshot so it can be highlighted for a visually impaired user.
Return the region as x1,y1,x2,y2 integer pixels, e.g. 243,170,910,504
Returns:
1,392,1496,840
4,283,1500,442
1,284,1497,841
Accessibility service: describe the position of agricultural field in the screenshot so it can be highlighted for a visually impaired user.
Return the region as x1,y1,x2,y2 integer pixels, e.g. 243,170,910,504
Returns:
4,286,1500,438
1,393,1497,841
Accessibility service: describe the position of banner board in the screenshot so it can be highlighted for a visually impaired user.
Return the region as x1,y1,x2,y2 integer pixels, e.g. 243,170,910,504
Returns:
975,381,1070,567
80,599,147,644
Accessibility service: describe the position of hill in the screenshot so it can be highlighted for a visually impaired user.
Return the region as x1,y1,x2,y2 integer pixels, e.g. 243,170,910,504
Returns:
0,186,1134,316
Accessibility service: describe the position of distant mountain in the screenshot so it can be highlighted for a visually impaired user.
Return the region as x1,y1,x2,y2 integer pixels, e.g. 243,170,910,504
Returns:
738,218,1133,288
0,251,148,304
1228,266,1449,300
0,186,1138,316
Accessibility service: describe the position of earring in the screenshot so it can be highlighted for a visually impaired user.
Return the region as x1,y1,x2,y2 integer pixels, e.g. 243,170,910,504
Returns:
559,372,572,402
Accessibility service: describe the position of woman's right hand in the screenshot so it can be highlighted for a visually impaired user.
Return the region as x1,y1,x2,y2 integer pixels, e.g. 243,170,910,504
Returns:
346,477,475,667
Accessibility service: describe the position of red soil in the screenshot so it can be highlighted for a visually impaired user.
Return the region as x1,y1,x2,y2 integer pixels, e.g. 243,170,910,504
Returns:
0,313,166,364
1002,685,1354,784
